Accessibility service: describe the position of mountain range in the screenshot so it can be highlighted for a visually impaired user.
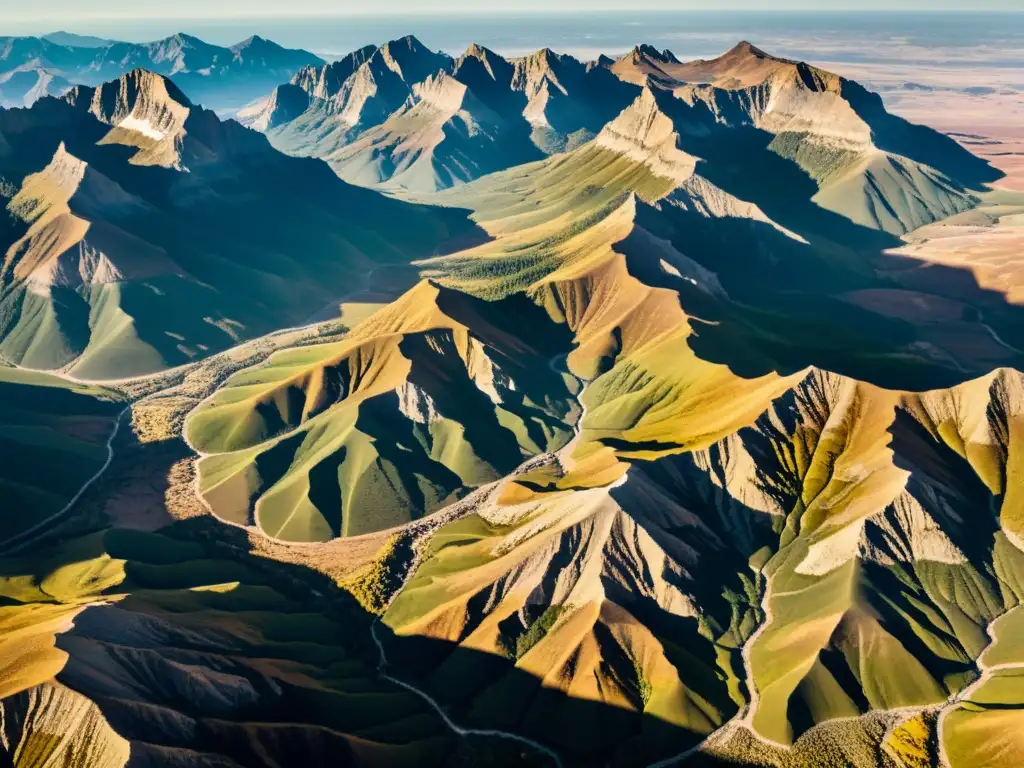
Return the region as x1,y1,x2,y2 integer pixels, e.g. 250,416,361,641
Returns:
241,35,642,191
243,35,998,220
0,32,323,111
0,69,475,379
1,31,1023,768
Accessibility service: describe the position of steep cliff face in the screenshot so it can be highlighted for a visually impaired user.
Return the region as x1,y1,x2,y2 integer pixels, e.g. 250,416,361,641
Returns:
247,36,994,231
68,69,192,168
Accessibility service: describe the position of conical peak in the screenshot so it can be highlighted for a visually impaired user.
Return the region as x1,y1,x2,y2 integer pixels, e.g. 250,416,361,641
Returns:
154,32,203,48
458,42,507,68
456,43,508,71
726,40,772,60
462,42,492,59
42,141,88,191
6,141,89,234
232,34,277,53
235,34,265,47
519,47,564,73
379,35,451,84
382,34,429,57
398,34,424,48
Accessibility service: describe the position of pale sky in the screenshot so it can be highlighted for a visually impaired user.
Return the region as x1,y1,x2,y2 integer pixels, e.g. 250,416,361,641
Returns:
3,0,1022,20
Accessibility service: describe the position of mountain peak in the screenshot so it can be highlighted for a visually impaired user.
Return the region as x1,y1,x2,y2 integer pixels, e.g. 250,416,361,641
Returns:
458,42,507,69
241,82,313,131
81,69,192,168
158,32,204,47
379,35,451,85
290,44,377,100
327,44,378,75
454,43,513,91
382,34,429,56
727,40,771,59
595,83,699,181
518,46,567,75
463,42,491,59
125,68,193,107
231,34,279,53
631,44,677,64
9,140,88,225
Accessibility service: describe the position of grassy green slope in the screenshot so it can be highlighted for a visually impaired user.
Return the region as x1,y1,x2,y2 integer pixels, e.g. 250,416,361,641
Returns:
186,282,579,542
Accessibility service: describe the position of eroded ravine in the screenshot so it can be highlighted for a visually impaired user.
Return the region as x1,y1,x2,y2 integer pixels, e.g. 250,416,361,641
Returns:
366,350,589,768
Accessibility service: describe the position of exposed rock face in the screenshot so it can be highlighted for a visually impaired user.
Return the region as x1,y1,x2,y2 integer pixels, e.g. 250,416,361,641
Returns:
595,84,700,180
241,81,312,132
303,45,378,99
602,41,994,235
377,34,452,86
71,69,191,168
324,69,544,192
0,682,130,768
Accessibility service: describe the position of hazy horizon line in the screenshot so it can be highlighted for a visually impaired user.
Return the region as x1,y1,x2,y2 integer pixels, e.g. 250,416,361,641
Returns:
15,8,1024,22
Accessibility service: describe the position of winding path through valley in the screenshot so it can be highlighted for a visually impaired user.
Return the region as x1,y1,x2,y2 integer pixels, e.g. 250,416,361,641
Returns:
370,621,565,767
0,404,131,555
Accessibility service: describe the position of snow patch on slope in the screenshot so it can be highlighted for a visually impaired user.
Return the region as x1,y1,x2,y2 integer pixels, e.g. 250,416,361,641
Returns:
117,115,167,141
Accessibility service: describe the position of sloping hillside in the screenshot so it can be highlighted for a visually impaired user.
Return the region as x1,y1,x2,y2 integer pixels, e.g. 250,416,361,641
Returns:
185,282,579,542
0,70,478,380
